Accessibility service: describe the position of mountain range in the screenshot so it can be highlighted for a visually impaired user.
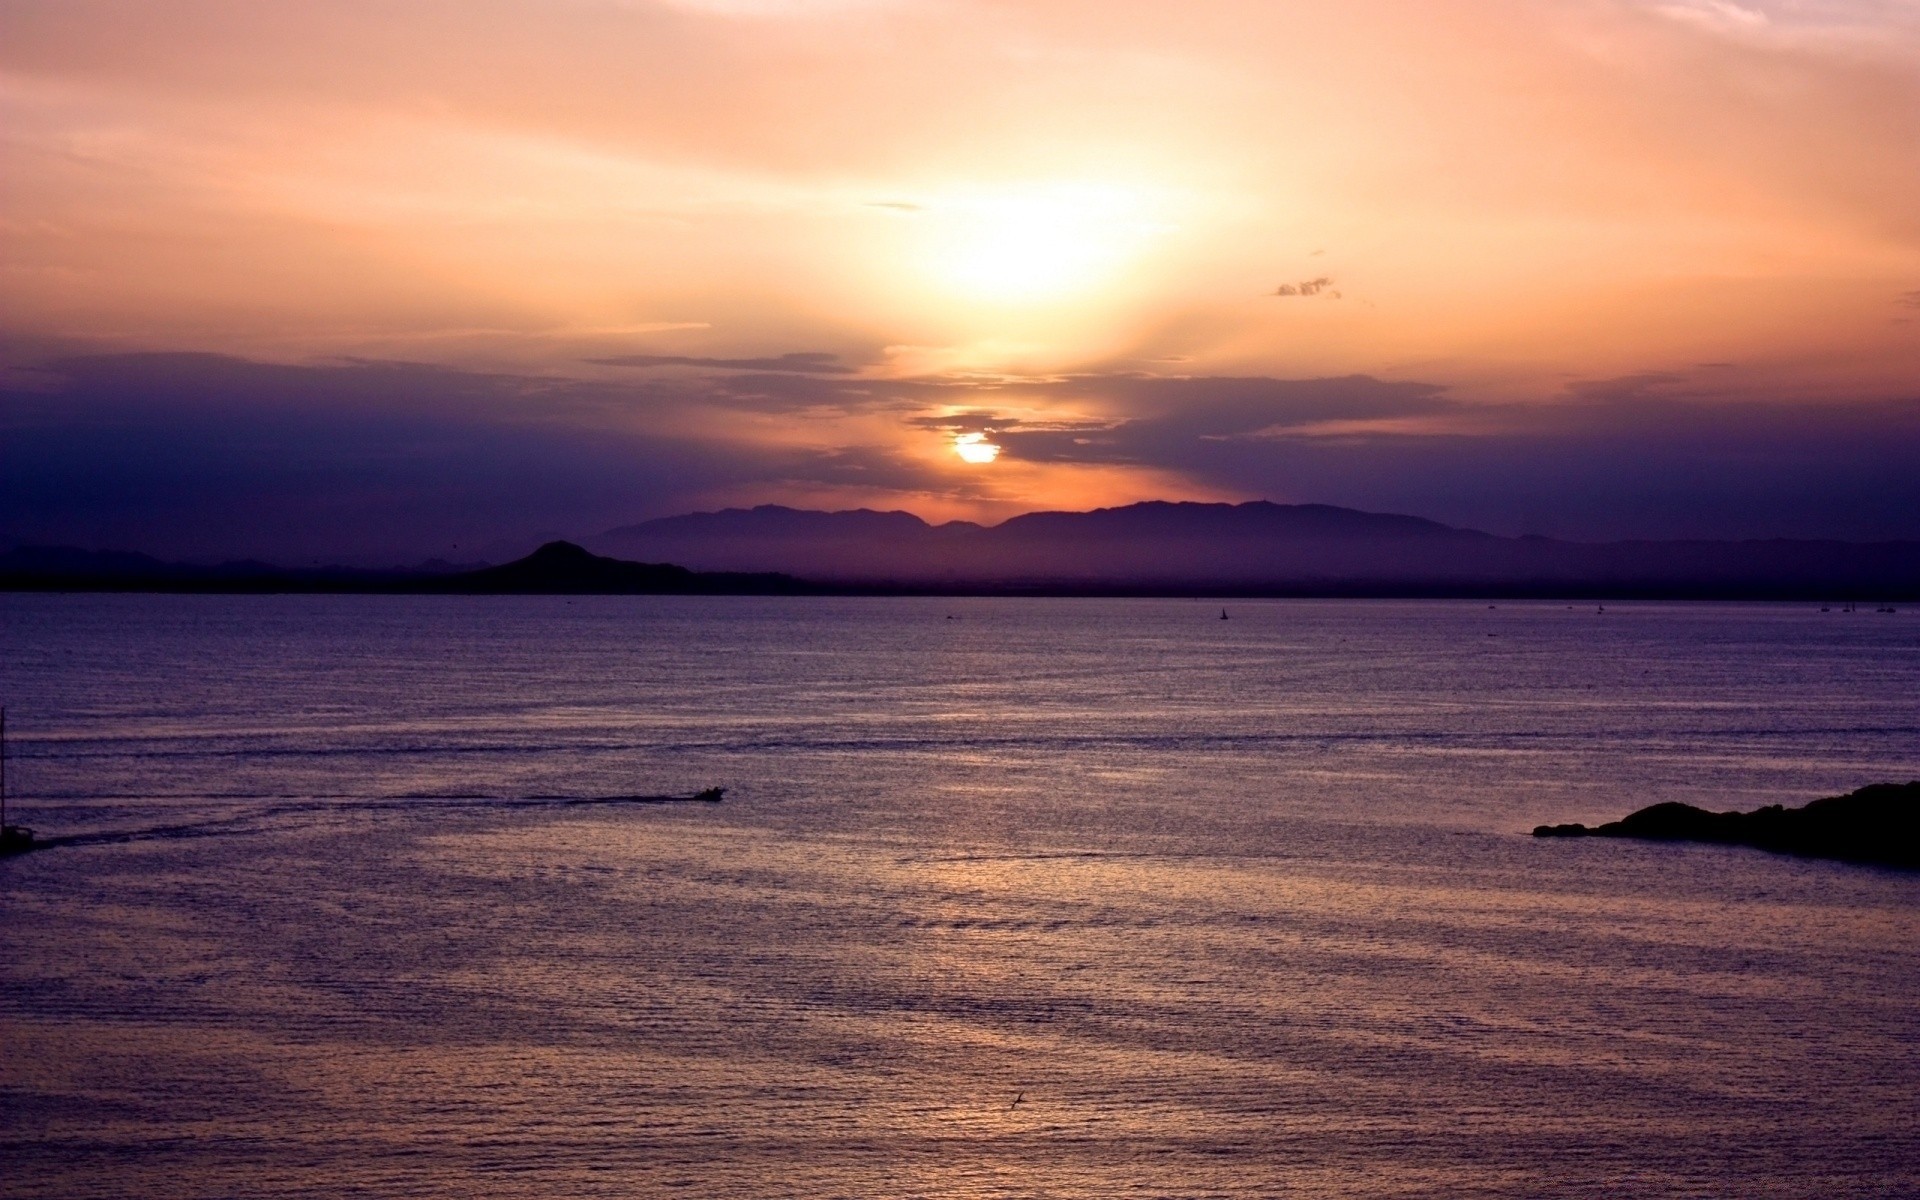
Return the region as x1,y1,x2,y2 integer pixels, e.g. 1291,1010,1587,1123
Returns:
590,501,1920,597
6,501,1918,598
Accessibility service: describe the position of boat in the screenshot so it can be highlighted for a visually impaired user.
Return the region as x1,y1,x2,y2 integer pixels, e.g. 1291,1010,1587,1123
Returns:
0,708,36,857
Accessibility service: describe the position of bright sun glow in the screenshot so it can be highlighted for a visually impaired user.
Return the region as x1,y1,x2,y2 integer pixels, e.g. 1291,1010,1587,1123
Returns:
922,182,1166,304
953,431,1001,463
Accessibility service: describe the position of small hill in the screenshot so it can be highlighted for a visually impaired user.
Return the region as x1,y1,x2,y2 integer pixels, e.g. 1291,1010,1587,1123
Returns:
427,541,810,595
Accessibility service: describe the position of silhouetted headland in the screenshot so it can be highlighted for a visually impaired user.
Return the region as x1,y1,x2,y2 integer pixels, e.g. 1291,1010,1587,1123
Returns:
0,541,814,596
420,542,809,595
1534,782,1920,868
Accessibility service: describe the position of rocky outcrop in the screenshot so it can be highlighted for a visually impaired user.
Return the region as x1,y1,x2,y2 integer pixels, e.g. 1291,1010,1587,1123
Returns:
1534,782,1920,868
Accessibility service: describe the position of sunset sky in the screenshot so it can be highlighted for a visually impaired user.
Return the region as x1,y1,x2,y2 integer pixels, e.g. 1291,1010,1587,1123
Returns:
5,0,1918,561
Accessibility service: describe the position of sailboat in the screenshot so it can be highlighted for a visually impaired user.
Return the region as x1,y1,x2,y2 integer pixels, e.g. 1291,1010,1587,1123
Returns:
1,708,36,856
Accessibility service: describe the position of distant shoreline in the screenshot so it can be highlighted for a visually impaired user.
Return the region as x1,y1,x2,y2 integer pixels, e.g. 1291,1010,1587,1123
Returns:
3,576,1912,602
5,536,1915,602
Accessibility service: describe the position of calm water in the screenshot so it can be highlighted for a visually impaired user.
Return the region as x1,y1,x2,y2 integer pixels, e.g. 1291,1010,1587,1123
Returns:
2,595,1917,1199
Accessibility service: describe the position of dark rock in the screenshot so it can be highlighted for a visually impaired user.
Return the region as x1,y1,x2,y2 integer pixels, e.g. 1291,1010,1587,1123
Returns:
1531,823,1591,838
1533,782,1920,868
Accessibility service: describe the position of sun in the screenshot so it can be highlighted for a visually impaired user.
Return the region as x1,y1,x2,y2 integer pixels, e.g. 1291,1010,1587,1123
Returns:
921,181,1166,305
953,432,1001,464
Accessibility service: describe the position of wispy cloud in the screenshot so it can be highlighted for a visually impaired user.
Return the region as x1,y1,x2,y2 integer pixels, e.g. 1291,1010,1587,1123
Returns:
1562,372,1692,403
589,352,856,373
1272,277,1339,298
1652,1,1769,34
651,0,909,17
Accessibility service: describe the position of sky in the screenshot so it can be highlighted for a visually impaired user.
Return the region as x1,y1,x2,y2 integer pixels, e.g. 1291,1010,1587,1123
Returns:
3,0,1918,562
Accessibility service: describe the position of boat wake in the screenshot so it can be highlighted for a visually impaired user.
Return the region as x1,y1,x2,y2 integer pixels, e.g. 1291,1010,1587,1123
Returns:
2,788,727,854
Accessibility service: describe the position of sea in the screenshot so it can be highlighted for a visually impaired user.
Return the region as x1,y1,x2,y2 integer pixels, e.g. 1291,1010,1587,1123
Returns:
1,594,1916,1199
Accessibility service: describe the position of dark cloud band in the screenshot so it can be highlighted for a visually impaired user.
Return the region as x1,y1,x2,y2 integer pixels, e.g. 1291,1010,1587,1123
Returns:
6,351,1919,562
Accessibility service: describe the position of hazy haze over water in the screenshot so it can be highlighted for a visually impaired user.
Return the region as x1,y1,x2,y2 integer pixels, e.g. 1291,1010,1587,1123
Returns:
2,595,1917,1198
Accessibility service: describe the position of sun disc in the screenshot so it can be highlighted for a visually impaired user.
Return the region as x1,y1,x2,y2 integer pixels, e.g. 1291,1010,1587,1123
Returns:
922,181,1164,305
954,432,1001,463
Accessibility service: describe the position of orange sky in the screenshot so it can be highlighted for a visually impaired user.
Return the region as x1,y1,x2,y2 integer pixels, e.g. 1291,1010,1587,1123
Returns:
4,0,1919,540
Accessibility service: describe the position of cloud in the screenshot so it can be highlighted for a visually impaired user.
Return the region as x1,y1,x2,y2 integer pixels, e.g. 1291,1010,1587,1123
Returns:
1272,277,1339,298
0,352,904,562
650,0,909,17
687,368,926,415
1646,0,1920,40
991,389,1920,541
8,351,1920,564
1899,290,1920,308
1562,371,1692,403
973,375,1454,466
906,412,1017,432
3,0,1916,407
588,352,856,373
1652,1,1770,34
882,368,1920,541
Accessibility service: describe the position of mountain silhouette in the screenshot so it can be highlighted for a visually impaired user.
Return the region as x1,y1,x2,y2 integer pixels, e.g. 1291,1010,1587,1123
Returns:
8,504,1919,597
592,501,1920,596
